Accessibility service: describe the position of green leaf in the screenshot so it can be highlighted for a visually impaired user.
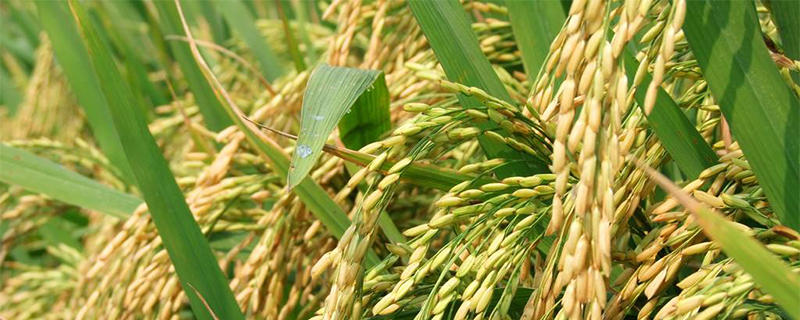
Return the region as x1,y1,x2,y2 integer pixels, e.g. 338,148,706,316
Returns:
275,0,307,72
96,2,168,108
0,67,22,115
8,1,40,49
339,71,391,151
506,0,566,77
640,162,800,319
291,0,318,67
287,64,385,189
284,63,402,249
67,1,244,319
152,0,233,132
683,0,800,230
0,32,34,70
0,144,142,219
169,10,382,267
769,0,800,83
220,85,385,267
199,4,229,44
408,0,549,178
214,0,283,81
40,215,83,249
35,0,136,185
622,51,718,178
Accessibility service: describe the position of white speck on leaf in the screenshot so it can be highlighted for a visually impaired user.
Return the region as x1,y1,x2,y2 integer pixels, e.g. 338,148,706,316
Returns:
313,115,325,121
297,145,313,159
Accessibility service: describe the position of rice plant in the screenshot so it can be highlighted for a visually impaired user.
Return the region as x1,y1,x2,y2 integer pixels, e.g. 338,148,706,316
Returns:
1,0,798,320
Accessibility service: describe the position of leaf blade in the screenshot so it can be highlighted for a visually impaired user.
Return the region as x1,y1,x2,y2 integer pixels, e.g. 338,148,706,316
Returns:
152,0,233,132
67,2,244,319
35,0,136,184
769,0,800,83
622,51,718,178
408,0,549,177
287,64,382,189
0,144,141,219
0,67,22,115
683,0,800,230
338,74,391,150
214,0,283,81
506,0,566,77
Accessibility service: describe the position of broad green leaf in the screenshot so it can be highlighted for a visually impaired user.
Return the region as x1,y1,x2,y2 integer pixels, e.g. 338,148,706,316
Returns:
35,0,135,185
0,144,141,219
339,72,391,151
506,0,566,77
622,51,717,178
641,162,800,319
214,0,283,81
769,0,800,83
408,0,549,178
683,0,800,230
287,64,384,190
169,8,381,267
152,0,233,132
67,2,244,319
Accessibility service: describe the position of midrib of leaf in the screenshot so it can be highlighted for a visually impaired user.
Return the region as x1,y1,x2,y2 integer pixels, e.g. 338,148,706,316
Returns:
408,0,549,178
683,0,800,230
67,1,244,319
